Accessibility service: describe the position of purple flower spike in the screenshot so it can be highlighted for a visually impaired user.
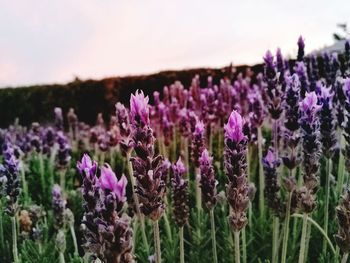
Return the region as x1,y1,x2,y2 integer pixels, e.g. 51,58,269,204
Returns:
297,36,305,61
130,90,150,126
100,164,127,202
173,158,186,177
224,110,245,143
263,148,283,216
77,154,97,177
199,149,217,210
171,157,189,227
264,150,276,168
300,91,321,114
343,78,350,98
52,184,66,230
194,120,205,136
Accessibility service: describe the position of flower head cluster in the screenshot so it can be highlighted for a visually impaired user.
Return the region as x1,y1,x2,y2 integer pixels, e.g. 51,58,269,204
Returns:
52,184,67,230
297,36,305,62
224,110,255,232
282,74,301,172
199,149,217,210
263,149,283,217
77,155,133,262
56,131,71,169
116,102,133,155
342,78,350,174
297,91,321,213
130,91,169,221
191,119,206,167
54,107,64,131
171,158,189,227
263,51,284,119
1,144,20,216
130,90,150,127
335,188,350,254
318,84,337,159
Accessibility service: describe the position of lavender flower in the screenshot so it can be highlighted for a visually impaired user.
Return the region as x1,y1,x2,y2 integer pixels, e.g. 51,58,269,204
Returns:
343,78,350,173
224,110,255,232
191,119,205,168
56,131,71,169
130,91,169,221
54,107,64,131
79,157,134,262
264,50,283,119
282,74,301,172
297,36,305,62
297,91,321,213
52,184,66,230
295,62,310,98
263,149,283,216
199,149,217,210
130,90,150,127
318,85,337,159
335,188,350,254
1,145,20,216
171,158,189,227
100,164,127,206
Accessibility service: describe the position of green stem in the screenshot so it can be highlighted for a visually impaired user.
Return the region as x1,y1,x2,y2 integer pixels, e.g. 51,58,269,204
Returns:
11,216,19,263
195,168,202,214
154,220,162,263
338,130,345,194
126,152,149,253
20,161,29,204
242,227,247,263
173,126,177,162
281,191,292,263
59,252,65,263
70,224,79,257
342,253,349,263
292,213,336,255
0,201,4,250
163,212,172,240
60,169,66,192
303,221,311,263
257,127,265,218
323,158,331,255
234,231,240,263
39,153,45,199
209,124,213,154
210,209,218,263
272,216,280,263
298,214,308,263
179,226,185,263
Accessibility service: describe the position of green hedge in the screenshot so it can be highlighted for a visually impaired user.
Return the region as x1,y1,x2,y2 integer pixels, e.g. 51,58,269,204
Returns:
0,65,263,127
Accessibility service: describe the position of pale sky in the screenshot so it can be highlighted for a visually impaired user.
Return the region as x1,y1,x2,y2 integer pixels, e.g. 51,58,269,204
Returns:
0,0,349,87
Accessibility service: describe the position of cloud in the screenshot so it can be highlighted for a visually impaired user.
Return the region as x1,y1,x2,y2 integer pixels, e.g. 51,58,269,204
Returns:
0,0,349,86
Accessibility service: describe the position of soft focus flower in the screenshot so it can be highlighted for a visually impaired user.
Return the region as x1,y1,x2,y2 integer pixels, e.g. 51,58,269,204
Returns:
52,184,66,230
299,91,321,117
297,36,305,61
263,149,283,216
171,158,189,227
224,110,245,143
335,188,350,253
191,118,206,167
199,149,217,210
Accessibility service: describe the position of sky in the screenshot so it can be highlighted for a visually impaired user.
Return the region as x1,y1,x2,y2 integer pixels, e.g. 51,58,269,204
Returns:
0,0,349,87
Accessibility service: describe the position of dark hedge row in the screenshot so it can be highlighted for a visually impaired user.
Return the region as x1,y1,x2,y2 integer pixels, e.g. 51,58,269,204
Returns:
0,64,263,128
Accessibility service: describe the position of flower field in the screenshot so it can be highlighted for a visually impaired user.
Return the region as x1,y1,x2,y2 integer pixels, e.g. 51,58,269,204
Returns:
1,37,350,263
